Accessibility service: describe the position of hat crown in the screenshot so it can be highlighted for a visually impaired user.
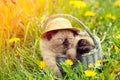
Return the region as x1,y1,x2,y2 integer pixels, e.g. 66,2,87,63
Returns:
41,17,80,38
43,18,73,33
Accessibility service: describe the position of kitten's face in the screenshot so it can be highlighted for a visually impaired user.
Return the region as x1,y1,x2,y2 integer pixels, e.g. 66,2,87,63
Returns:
47,30,76,53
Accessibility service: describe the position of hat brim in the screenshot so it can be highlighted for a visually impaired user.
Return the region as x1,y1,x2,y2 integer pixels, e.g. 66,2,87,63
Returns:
41,28,80,38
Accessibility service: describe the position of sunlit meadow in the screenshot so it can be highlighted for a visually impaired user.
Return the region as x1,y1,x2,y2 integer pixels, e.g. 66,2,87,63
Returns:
0,0,120,80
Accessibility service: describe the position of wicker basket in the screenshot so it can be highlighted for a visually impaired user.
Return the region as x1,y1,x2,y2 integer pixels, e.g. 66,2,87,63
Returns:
42,14,102,70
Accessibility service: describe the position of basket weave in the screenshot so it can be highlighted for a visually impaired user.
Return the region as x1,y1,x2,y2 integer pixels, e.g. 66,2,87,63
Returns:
42,14,102,70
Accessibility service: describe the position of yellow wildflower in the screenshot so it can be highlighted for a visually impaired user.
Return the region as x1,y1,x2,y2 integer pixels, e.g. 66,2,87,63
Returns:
114,45,119,52
65,59,73,66
84,70,96,77
106,14,116,20
8,38,20,43
69,1,86,8
102,59,108,63
39,61,46,69
84,11,96,17
114,0,120,7
111,45,119,51
96,60,101,64
116,34,120,39
88,63,94,68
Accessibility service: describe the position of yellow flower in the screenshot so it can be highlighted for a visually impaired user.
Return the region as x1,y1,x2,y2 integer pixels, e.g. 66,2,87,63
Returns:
114,45,119,52
84,11,96,17
116,34,120,39
84,70,96,77
8,38,20,43
114,0,120,7
106,14,116,20
65,59,73,66
96,60,101,64
39,61,46,69
111,45,119,51
102,59,108,63
88,63,94,68
69,1,86,8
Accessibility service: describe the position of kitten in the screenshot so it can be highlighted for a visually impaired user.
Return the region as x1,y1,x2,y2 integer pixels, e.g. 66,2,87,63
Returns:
40,29,78,77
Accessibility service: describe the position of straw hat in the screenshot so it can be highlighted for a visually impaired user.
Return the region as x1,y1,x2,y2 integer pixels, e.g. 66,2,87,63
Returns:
41,17,80,38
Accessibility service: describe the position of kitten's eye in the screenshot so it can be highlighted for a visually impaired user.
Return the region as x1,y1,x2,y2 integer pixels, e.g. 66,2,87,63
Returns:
57,38,64,42
68,38,73,42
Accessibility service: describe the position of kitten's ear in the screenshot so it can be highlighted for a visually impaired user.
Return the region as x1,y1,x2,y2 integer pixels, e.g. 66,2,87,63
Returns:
45,30,58,40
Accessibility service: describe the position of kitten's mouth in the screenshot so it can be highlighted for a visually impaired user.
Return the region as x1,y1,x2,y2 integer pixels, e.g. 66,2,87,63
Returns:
64,46,71,50
64,47,68,50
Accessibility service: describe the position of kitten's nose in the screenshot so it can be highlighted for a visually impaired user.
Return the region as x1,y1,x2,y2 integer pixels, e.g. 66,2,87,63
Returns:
63,39,69,47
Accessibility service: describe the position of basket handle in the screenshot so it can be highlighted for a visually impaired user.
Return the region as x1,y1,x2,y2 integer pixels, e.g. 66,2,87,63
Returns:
42,14,101,52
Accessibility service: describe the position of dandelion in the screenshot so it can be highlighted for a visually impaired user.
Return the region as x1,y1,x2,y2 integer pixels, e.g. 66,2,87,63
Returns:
39,61,46,69
69,1,86,8
116,34,120,39
114,45,119,52
96,60,101,64
65,59,73,66
106,14,116,20
84,11,96,17
88,63,94,68
102,59,108,63
114,0,120,7
111,45,119,51
84,70,96,77
8,38,20,44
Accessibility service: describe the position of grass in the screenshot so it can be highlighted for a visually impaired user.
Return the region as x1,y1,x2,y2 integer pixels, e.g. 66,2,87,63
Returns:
0,0,120,80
